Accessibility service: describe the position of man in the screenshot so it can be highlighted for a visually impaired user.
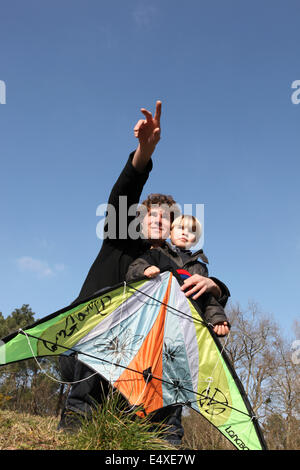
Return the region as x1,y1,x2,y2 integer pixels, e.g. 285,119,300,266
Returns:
59,101,230,443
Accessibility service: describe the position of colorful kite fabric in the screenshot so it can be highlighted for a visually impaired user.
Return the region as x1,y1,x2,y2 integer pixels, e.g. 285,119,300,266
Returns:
0,271,267,450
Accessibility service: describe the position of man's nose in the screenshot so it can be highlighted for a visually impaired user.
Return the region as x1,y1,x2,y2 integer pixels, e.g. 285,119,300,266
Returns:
154,213,163,224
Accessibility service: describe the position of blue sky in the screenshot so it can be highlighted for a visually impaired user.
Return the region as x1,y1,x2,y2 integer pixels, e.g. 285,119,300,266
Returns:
0,0,299,336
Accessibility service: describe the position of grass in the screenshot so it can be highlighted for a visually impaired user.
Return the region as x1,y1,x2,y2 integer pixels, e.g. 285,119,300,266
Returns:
0,399,235,451
0,409,66,450
64,397,175,451
0,396,175,451
182,409,235,450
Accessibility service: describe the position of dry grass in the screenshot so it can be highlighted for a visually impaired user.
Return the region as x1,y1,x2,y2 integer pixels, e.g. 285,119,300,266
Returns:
0,407,174,451
0,410,248,450
0,410,68,450
0,407,236,451
182,408,235,450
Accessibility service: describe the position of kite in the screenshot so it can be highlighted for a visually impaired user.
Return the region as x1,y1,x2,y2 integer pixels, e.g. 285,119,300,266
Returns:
0,271,267,450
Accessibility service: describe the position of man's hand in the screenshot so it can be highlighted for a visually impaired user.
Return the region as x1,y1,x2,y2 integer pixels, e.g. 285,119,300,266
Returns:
180,274,222,300
144,265,161,278
132,101,161,172
213,321,230,337
134,100,161,148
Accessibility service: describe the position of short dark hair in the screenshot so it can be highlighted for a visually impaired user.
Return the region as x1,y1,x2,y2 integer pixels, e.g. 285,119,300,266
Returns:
139,193,181,224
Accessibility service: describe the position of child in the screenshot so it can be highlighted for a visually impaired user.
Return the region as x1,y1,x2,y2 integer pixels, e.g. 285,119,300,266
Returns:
126,215,230,337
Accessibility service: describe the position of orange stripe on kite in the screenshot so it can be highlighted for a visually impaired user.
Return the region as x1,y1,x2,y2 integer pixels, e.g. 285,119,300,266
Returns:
114,273,173,415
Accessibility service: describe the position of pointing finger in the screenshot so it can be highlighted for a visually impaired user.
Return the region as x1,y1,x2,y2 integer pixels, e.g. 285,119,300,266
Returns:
154,101,162,123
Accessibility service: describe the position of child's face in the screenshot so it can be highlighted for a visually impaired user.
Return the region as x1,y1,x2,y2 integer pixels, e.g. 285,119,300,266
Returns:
171,224,196,249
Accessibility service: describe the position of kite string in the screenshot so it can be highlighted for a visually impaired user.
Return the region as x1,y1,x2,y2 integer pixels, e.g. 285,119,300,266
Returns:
119,373,151,414
130,279,233,396
205,323,233,392
201,319,257,423
128,280,237,413
108,281,127,385
19,328,99,385
128,283,207,325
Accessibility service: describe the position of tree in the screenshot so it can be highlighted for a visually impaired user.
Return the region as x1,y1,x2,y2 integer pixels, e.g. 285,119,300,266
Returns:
0,305,66,415
224,302,277,418
0,304,35,337
225,301,300,449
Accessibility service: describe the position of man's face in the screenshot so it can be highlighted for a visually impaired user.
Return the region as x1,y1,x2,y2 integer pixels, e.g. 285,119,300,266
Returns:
141,205,171,242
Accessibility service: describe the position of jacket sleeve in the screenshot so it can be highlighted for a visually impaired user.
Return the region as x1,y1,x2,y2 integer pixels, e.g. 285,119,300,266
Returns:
209,276,231,308
126,257,151,282
103,151,153,243
198,293,231,328
189,261,230,307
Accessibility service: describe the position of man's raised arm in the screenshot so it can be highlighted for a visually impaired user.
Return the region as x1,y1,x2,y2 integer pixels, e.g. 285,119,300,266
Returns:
132,100,161,172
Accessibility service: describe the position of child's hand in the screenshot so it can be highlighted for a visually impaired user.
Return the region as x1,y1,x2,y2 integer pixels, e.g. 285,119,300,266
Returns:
213,322,230,337
144,266,160,278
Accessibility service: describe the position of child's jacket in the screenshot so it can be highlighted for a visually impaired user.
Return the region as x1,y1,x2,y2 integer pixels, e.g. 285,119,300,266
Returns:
126,243,230,328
